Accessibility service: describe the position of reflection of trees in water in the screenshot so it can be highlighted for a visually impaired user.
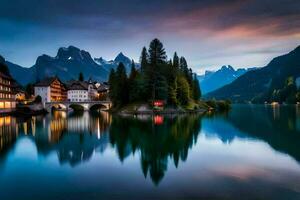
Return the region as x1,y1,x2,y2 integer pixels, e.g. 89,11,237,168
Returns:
226,105,300,162
0,112,202,179
109,114,202,185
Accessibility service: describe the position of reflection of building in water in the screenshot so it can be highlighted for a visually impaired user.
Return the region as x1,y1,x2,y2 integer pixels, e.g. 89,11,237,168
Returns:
0,116,18,153
34,111,112,166
48,111,67,142
0,112,112,167
67,111,111,136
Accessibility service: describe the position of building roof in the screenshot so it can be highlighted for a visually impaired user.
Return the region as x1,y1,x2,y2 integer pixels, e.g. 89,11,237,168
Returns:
11,81,25,94
66,80,97,91
0,71,13,80
35,77,60,87
97,84,109,92
67,81,88,90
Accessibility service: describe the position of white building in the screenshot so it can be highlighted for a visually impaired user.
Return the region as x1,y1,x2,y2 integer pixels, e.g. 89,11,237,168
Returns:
67,80,97,102
34,77,67,103
34,86,50,103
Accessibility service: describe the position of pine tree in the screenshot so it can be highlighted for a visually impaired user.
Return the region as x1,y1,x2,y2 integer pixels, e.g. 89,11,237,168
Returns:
148,38,167,66
115,62,128,106
78,72,84,81
129,60,138,80
108,69,117,104
128,60,140,102
176,76,190,105
140,47,149,74
192,74,201,100
173,52,179,70
169,77,178,105
179,57,188,74
147,38,167,100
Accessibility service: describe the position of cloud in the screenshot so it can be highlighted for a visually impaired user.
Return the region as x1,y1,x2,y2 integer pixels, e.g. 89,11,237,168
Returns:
0,0,299,72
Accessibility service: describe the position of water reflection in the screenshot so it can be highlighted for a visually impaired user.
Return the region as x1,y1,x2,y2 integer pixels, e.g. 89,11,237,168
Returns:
0,105,300,191
109,114,202,184
0,111,112,167
225,105,300,162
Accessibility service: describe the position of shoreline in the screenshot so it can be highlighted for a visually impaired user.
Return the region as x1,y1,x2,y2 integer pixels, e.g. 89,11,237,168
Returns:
115,108,209,116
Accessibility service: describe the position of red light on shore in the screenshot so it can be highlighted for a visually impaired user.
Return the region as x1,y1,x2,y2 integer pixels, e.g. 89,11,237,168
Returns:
153,100,164,107
154,115,164,125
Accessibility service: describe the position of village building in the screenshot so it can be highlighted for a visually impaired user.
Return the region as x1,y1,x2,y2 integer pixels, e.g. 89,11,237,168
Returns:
0,72,16,113
34,77,67,103
97,83,109,100
66,79,98,102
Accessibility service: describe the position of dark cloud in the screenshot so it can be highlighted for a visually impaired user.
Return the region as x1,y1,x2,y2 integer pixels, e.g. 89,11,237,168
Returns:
1,0,299,35
0,0,299,71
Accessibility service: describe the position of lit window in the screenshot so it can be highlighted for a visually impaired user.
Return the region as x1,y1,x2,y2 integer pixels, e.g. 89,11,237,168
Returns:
4,102,11,108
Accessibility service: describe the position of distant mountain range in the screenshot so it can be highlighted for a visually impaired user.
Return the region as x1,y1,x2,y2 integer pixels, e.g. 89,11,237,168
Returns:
94,52,134,73
2,46,136,85
206,45,300,102
198,65,256,94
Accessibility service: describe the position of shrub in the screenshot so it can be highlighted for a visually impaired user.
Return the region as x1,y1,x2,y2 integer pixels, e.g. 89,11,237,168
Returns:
34,95,42,103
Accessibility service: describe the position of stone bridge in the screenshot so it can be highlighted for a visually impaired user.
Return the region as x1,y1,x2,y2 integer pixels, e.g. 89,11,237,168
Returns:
45,101,112,112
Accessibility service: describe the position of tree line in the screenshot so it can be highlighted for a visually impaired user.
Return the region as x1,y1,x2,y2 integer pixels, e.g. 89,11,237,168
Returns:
108,38,201,108
252,76,300,104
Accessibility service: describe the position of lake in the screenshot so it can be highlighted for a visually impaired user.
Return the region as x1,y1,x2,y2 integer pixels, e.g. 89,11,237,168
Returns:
0,105,300,200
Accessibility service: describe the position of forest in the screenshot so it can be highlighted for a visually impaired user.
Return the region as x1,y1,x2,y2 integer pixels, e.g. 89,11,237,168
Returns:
108,38,201,109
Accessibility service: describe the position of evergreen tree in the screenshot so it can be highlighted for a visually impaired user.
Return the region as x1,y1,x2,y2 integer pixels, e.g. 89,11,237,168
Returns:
148,38,167,66
168,77,178,105
128,60,140,102
129,60,138,80
140,47,149,74
108,69,117,104
78,72,84,81
179,57,188,74
192,74,201,100
115,62,128,106
173,52,179,70
25,83,34,98
147,38,167,100
108,38,201,108
176,76,190,105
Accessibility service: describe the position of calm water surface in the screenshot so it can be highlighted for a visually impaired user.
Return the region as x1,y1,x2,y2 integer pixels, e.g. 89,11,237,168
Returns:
0,105,300,200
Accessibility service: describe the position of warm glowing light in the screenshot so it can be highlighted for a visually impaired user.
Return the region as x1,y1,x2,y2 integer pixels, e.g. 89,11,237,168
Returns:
4,102,11,108
154,115,164,125
153,100,164,107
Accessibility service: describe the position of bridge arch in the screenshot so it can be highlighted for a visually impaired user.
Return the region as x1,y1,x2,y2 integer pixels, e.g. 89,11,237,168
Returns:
89,103,108,111
69,104,85,112
45,101,112,113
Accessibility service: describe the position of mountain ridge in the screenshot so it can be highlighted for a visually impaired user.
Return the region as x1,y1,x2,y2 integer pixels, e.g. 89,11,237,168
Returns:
198,65,256,94
2,46,135,85
206,45,300,102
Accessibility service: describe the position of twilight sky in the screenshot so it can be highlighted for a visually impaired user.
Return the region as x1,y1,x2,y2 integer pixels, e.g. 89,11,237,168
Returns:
0,0,299,74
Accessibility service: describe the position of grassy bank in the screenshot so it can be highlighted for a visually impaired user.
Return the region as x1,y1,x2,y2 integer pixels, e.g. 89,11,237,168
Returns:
110,100,230,115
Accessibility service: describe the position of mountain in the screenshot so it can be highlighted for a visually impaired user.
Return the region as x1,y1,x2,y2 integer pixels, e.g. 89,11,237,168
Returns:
197,70,214,82
198,65,255,94
32,46,108,82
206,46,300,102
5,61,35,85
94,52,136,74
3,46,135,85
